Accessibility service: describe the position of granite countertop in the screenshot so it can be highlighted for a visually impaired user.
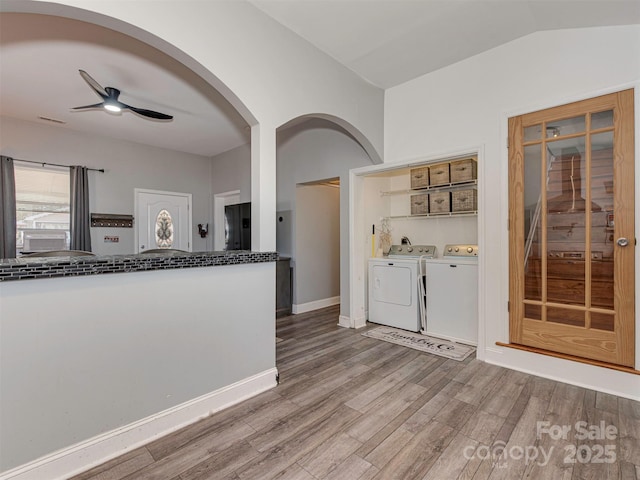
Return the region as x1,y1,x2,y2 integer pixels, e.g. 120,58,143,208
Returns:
0,250,278,282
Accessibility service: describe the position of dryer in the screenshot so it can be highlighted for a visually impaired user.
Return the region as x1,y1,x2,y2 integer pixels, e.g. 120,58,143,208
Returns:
367,245,435,332
423,245,478,345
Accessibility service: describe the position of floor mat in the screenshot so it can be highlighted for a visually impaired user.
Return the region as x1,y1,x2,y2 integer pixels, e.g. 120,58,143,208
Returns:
361,326,475,361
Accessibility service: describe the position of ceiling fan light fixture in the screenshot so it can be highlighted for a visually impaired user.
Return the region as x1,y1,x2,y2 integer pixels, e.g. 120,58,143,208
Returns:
104,103,121,113
74,70,173,121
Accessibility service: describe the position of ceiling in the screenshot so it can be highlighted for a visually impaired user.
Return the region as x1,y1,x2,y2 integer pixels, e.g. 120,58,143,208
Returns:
250,0,640,89
1,2,638,158
0,13,250,158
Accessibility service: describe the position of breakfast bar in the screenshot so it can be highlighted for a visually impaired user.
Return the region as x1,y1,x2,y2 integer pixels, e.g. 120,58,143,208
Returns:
0,251,278,475
0,250,277,282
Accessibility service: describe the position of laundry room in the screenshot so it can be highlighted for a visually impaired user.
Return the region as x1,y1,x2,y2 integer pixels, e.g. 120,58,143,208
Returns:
352,152,480,345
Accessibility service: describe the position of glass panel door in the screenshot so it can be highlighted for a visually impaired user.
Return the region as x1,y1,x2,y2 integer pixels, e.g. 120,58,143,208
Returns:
509,90,635,367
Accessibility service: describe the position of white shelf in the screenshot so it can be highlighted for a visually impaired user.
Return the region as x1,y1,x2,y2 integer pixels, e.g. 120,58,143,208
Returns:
386,211,477,220
381,179,477,196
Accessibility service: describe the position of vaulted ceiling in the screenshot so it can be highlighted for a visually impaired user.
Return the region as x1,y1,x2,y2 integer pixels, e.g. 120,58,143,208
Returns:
250,0,640,89
1,1,638,157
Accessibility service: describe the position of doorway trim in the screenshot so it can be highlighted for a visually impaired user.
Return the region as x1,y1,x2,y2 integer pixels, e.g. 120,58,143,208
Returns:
348,145,485,354
292,180,341,314
134,188,193,253
213,190,241,250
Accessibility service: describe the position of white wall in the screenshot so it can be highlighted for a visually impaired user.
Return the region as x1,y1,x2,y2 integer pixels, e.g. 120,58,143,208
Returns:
384,25,640,398
277,119,374,315
294,184,340,307
1,116,213,254
210,143,252,204
0,262,276,474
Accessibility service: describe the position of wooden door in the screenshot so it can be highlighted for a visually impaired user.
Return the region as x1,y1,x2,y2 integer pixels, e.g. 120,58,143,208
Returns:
136,189,192,253
509,89,635,367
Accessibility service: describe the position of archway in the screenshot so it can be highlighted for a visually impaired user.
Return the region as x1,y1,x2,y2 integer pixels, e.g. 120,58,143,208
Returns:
0,2,261,254
0,0,257,127
275,114,378,323
278,113,382,165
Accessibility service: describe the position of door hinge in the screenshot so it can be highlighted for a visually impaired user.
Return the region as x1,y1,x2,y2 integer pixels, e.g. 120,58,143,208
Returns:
507,219,510,231
507,301,510,312
506,137,510,149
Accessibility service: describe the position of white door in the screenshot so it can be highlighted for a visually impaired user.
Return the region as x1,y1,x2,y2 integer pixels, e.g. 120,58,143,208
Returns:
135,189,192,253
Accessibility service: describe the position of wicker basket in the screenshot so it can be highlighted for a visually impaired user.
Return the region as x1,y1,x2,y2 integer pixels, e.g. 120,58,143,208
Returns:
410,167,429,189
410,194,429,215
452,189,477,212
429,191,451,214
450,158,477,184
428,162,450,186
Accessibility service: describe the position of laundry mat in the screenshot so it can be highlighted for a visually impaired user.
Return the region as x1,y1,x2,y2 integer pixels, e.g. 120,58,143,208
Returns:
361,327,475,361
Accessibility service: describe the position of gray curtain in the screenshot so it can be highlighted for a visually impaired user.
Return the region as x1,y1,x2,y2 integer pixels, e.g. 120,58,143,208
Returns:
0,156,16,258
70,165,92,252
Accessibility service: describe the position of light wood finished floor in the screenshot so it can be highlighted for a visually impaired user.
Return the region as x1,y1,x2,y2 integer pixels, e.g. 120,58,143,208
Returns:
72,305,640,480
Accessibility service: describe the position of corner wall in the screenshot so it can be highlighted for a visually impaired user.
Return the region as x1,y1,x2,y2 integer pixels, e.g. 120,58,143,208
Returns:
210,144,252,204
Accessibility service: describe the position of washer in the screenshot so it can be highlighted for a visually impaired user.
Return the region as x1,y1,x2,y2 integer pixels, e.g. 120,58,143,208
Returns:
368,245,436,332
423,244,478,345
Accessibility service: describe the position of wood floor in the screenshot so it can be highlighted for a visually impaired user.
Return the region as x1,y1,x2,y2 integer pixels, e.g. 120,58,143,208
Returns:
72,305,640,480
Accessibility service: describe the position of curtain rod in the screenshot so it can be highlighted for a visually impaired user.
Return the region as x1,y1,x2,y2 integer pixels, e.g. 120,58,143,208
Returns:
11,158,105,173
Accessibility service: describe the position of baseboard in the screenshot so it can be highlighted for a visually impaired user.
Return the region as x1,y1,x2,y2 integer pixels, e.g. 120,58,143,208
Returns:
338,314,367,329
0,368,278,480
352,315,367,329
292,296,340,314
338,315,351,328
485,345,640,401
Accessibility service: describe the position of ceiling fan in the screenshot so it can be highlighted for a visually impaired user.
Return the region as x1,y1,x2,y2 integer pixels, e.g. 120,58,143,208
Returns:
72,70,173,120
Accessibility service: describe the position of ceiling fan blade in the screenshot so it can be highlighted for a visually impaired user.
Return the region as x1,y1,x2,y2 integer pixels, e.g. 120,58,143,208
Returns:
75,70,173,121
79,70,108,98
71,102,105,111
126,105,173,120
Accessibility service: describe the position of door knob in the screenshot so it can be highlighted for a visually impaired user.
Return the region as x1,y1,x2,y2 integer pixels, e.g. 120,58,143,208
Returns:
617,237,629,247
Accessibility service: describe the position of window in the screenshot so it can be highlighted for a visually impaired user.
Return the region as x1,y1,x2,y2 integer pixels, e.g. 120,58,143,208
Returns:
155,209,174,248
15,165,70,254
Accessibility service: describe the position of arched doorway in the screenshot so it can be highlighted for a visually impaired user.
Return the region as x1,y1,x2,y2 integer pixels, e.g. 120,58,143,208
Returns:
276,116,377,321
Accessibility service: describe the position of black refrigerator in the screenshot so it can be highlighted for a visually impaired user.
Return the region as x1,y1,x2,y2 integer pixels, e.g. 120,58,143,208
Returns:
224,202,251,250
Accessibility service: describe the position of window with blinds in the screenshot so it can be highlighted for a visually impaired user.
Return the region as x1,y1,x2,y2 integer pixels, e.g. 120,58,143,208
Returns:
15,165,70,253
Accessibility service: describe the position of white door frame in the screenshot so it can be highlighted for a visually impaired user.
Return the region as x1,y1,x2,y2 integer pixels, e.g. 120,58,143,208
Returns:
213,190,241,250
134,188,193,253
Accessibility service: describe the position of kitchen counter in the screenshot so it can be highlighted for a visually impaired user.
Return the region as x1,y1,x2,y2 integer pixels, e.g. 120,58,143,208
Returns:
0,250,278,282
